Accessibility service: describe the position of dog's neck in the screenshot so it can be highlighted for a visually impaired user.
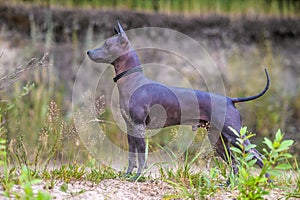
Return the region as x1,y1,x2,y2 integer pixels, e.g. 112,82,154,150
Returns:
112,50,141,75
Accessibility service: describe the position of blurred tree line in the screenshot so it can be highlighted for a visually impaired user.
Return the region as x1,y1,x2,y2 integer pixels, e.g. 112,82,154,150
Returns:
8,0,300,17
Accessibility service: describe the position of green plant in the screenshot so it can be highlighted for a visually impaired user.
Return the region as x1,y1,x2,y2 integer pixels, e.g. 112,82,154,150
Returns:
284,157,300,198
0,82,52,199
162,150,220,199
0,81,38,196
262,129,294,175
229,127,269,199
85,164,119,183
230,127,294,200
18,165,51,200
49,164,85,183
0,133,14,197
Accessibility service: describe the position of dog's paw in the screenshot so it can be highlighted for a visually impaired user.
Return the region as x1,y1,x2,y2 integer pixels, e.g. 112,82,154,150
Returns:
121,172,133,179
265,173,273,184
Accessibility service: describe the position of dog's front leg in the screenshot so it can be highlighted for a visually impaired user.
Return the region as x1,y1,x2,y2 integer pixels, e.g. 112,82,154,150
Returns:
134,124,146,177
126,123,146,177
126,133,137,175
126,122,137,175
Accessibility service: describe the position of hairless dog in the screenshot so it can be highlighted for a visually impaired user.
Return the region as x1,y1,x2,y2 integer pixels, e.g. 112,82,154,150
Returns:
87,21,270,181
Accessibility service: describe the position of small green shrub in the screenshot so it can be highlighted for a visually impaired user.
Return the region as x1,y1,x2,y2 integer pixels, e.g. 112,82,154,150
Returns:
230,127,294,200
18,165,51,200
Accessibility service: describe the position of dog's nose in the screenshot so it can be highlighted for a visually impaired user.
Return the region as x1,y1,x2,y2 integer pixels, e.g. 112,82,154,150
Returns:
87,51,91,55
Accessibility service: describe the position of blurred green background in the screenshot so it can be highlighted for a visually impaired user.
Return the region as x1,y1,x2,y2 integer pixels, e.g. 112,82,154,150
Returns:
7,0,300,17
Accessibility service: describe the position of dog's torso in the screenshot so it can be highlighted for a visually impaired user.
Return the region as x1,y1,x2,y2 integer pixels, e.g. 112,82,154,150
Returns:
117,70,236,131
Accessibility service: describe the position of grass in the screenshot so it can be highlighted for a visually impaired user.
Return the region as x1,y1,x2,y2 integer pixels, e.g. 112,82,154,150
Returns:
5,0,300,17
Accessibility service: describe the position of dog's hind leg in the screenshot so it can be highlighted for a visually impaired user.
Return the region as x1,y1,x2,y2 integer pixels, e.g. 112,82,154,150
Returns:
208,127,239,175
222,126,271,181
243,138,271,180
208,128,240,186
222,125,265,169
243,139,264,168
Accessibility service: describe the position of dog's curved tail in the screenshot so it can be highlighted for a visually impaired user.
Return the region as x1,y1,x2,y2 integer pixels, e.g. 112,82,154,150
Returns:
232,68,270,103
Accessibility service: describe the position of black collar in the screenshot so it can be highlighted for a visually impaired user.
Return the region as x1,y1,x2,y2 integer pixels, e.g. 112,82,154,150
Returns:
113,66,143,82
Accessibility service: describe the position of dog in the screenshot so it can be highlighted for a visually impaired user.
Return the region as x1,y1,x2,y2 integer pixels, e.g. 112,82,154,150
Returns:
87,21,270,180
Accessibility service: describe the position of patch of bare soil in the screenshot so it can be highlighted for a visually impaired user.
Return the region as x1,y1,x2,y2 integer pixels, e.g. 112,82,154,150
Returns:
1,179,173,200
1,179,298,200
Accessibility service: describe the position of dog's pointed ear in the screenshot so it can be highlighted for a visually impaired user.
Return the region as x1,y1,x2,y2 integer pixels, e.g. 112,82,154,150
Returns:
114,26,119,34
116,20,128,46
117,20,125,35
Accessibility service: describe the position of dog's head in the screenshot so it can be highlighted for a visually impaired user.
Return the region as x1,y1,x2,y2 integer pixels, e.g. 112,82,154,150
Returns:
87,21,131,64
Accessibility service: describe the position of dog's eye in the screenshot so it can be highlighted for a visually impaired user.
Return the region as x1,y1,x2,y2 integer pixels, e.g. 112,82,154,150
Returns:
120,37,126,45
